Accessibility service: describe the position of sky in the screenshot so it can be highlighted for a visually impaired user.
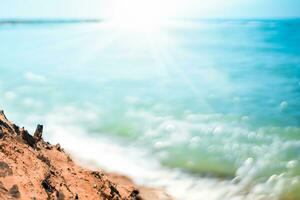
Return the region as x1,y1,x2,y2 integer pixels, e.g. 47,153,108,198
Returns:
0,0,300,19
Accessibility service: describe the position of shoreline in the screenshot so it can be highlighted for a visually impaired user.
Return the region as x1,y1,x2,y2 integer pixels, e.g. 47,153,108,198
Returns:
0,110,172,200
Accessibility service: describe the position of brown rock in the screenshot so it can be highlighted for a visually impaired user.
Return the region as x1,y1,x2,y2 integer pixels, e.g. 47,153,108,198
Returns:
8,185,20,198
12,124,20,135
20,128,36,148
55,143,61,151
56,191,65,200
0,127,3,139
0,162,12,177
34,124,43,141
0,111,172,200
0,181,8,193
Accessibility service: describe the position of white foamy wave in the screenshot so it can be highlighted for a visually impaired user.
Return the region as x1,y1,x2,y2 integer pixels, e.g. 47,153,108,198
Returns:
38,107,299,200
44,117,237,200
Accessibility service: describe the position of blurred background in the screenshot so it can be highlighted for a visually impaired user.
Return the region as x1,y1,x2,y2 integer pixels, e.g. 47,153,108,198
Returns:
1,1,300,199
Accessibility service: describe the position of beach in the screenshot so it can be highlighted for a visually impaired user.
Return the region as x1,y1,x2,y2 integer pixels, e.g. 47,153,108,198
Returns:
0,110,171,199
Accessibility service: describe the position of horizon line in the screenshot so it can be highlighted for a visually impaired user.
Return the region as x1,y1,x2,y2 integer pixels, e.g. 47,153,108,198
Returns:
0,17,299,24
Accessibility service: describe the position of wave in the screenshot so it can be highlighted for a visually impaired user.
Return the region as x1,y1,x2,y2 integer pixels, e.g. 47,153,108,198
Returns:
27,106,300,200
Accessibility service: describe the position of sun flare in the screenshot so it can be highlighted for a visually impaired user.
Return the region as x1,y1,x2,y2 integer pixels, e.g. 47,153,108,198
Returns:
108,0,174,31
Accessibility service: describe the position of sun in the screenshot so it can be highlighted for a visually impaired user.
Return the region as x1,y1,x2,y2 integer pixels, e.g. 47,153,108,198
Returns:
107,0,173,31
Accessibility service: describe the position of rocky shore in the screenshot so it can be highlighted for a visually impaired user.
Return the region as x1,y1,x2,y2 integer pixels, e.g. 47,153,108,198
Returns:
0,111,171,200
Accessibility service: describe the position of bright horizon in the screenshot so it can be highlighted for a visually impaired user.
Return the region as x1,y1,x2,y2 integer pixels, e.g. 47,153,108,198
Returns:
1,1,300,200
1,0,300,20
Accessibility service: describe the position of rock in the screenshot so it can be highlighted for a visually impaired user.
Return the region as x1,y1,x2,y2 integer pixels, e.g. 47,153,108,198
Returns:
0,127,3,139
91,171,104,180
8,185,20,198
130,190,139,199
37,154,51,166
0,119,14,134
44,142,52,150
12,124,20,135
55,143,61,151
20,128,36,148
0,110,8,120
110,185,121,197
0,181,8,193
56,191,65,200
34,124,43,141
0,162,13,177
0,111,172,200
42,177,54,193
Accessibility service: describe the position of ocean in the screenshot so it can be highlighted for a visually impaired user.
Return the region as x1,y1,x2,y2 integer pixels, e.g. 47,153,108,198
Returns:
0,19,300,200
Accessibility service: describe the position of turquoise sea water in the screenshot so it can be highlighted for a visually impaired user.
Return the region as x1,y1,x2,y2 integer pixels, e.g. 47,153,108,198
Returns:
0,19,300,199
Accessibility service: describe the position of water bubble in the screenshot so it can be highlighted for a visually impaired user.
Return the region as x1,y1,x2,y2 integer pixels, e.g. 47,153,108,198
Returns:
277,173,286,179
154,141,170,149
212,126,223,135
252,184,265,194
190,136,201,144
287,160,298,169
231,176,241,184
244,157,254,166
279,101,288,110
165,123,175,132
267,174,277,184
154,141,164,149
